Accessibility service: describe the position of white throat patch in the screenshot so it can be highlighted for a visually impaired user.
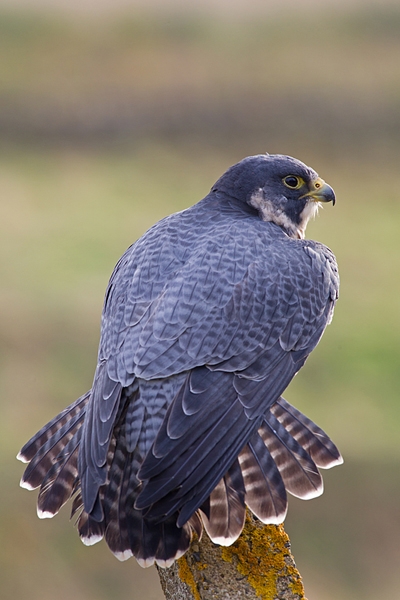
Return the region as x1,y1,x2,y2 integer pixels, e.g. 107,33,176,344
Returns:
249,189,320,239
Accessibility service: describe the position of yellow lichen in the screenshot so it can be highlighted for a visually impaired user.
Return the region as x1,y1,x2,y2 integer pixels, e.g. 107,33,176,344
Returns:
220,516,306,600
177,555,201,600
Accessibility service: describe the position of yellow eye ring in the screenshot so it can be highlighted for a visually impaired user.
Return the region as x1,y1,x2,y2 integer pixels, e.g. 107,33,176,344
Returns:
283,175,303,190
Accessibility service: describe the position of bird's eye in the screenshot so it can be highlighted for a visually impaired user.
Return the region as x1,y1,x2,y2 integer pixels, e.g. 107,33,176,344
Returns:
283,175,303,189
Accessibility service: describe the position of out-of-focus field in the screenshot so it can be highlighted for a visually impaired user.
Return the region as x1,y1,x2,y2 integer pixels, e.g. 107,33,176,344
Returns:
1,4,400,600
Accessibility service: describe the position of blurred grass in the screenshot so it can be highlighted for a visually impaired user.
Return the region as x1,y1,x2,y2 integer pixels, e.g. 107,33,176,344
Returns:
1,8,400,149
1,5,400,600
1,8,400,95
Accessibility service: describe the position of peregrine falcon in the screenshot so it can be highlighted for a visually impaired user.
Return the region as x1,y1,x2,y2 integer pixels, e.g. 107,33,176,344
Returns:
18,154,343,568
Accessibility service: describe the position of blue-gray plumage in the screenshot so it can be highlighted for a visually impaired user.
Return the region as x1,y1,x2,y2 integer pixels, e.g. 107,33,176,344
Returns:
18,154,342,567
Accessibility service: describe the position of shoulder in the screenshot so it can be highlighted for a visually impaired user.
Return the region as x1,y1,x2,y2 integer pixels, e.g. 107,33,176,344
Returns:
300,239,339,300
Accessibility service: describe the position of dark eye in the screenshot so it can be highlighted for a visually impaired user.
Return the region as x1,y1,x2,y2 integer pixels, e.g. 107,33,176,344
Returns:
283,175,302,189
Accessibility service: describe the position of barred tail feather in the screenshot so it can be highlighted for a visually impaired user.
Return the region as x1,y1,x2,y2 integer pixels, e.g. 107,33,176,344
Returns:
77,510,106,547
18,392,90,464
20,393,89,502
270,397,343,469
126,516,193,569
199,460,246,546
103,420,135,561
259,413,323,500
71,482,106,547
238,435,288,524
37,443,80,518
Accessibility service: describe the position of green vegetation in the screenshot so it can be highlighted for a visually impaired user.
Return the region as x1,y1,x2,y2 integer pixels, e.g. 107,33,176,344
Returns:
1,6,400,600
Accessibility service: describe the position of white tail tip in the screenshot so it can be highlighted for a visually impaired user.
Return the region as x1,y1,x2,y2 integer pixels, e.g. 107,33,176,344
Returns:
113,549,133,562
20,479,36,491
81,534,103,547
16,451,29,464
137,556,155,568
37,508,55,519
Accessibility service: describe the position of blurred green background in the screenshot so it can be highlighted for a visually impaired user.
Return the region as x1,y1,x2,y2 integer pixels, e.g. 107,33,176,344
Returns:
1,1,400,599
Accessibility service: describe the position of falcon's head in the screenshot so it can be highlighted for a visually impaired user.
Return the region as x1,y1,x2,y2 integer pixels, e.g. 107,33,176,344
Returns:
212,154,335,239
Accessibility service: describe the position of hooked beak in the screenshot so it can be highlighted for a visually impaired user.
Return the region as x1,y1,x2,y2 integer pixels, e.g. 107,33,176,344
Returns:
300,177,336,206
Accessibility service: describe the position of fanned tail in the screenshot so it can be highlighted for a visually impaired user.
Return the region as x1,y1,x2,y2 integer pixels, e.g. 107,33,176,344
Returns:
18,393,342,566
